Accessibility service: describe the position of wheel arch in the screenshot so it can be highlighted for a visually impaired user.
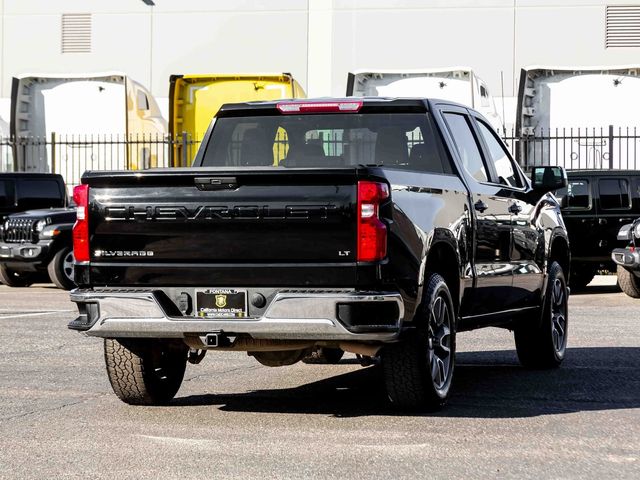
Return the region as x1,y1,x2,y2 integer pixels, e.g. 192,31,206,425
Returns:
424,238,461,315
549,232,570,280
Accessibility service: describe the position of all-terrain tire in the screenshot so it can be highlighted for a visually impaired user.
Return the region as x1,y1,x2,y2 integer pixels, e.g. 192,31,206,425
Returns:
0,265,35,287
616,265,640,298
514,261,568,368
104,338,188,405
47,247,76,290
382,273,456,411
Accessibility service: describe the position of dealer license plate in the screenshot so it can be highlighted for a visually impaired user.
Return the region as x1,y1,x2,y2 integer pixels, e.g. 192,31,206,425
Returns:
195,289,248,318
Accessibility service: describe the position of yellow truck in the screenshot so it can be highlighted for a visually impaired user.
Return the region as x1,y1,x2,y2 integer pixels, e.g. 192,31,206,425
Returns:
169,73,305,166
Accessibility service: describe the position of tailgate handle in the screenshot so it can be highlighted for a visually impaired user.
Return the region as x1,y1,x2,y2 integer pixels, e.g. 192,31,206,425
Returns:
195,177,238,191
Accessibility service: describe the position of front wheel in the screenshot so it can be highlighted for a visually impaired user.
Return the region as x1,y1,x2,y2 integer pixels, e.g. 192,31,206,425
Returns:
382,273,456,411
104,338,188,405
47,247,76,290
514,261,568,368
0,265,35,287
616,265,640,298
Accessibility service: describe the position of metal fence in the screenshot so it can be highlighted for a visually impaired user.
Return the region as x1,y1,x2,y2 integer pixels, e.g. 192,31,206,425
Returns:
0,133,201,187
3,126,640,188
502,125,640,171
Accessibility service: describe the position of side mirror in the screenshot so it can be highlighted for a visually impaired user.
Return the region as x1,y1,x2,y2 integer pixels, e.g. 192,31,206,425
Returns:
531,166,567,193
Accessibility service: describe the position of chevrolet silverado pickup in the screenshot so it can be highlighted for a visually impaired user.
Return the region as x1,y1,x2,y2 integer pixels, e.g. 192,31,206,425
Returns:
68,98,570,411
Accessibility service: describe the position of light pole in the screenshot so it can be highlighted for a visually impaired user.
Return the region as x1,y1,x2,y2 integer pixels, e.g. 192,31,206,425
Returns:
141,0,155,90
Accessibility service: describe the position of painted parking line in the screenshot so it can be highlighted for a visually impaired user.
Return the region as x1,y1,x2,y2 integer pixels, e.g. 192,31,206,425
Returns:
0,309,72,313
0,311,72,319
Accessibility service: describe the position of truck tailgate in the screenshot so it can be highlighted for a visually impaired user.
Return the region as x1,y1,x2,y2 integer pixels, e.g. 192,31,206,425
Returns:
84,168,360,286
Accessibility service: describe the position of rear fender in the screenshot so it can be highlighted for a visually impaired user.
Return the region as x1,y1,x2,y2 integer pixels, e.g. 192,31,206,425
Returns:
414,230,462,321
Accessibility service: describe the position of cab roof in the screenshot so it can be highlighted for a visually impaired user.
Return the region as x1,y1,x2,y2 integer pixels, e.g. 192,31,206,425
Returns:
216,97,441,117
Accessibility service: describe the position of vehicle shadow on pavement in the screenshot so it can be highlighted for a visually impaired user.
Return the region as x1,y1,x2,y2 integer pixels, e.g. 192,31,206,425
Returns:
172,347,640,418
570,284,620,295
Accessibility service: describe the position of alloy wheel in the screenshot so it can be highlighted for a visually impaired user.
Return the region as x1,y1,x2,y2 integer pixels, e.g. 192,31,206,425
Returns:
428,295,453,391
551,278,568,355
63,251,75,282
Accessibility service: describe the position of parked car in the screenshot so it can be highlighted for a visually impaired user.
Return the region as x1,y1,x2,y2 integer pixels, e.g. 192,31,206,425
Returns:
0,207,76,289
68,98,570,411
611,219,640,297
554,170,640,289
0,173,67,221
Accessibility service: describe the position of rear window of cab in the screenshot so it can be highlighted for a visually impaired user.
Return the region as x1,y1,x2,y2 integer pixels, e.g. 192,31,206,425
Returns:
202,113,454,175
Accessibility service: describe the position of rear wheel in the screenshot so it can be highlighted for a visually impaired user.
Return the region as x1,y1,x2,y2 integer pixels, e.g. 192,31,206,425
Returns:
382,273,456,411
47,247,76,290
104,338,188,405
514,261,568,368
616,265,640,298
0,265,35,287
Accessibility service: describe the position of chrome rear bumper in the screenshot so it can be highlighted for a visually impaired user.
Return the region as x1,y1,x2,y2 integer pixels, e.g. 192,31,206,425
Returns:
69,289,404,341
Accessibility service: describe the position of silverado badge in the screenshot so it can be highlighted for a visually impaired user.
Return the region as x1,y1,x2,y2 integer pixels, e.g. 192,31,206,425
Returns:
215,295,227,308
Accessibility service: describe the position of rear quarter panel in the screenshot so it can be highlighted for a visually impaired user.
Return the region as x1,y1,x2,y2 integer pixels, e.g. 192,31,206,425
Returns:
379,168,472,322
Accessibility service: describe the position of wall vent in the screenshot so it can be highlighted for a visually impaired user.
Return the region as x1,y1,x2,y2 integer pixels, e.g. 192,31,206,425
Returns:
606,5,640,48
61,14,92,53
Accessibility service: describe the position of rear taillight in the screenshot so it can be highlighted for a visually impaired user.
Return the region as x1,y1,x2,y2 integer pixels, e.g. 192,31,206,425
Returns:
72,184,90,262
357,181,389,262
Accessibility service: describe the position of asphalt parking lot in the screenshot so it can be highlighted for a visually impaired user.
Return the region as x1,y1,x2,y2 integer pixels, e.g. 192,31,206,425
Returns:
0,276,638,479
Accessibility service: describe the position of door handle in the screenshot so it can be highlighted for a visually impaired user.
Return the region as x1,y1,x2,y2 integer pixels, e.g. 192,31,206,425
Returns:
508,203,522,214
474,200,488,213
598,218,607,225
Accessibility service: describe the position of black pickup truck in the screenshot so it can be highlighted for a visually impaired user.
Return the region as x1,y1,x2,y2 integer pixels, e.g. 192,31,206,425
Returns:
68,98,570,411
555,170,640,289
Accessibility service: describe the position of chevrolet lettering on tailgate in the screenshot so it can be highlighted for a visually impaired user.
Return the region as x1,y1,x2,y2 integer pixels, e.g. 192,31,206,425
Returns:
102,205,338,221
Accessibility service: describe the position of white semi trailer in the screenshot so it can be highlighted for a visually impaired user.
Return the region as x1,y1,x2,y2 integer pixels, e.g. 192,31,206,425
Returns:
0,116,10,172
10,73,166,187
516,66,640,170
346,67,503,130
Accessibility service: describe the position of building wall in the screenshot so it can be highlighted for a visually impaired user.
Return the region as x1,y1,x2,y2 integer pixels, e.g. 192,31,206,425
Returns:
0,0,309,101
1,0,640,107
330,0,515,97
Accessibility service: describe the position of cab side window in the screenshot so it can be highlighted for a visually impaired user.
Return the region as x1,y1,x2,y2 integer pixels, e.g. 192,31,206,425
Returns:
556,179,590,210
599,178,631,210
475,120,523,188
442,112,488,183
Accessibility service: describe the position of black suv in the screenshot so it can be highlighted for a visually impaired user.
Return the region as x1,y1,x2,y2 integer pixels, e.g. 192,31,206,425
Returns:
0,173,76,289
1,173,67,220
554,170,640,288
